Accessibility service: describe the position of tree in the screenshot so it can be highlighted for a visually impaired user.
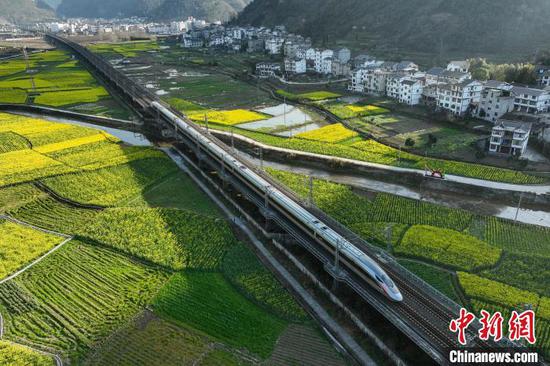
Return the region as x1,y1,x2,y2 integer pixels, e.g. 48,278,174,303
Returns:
405,138,415,147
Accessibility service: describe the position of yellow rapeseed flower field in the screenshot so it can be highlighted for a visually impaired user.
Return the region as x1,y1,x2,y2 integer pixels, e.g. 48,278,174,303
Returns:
188,109,267,126
296,123,358,143
35,133,109,154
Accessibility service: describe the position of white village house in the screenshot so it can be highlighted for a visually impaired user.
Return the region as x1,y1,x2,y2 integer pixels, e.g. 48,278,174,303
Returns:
489,119,531,157
476,87,515,123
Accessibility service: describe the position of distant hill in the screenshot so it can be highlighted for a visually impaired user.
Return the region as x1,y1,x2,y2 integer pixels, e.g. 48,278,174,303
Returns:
0,0,56,23
234,0,550,61
57,0,251,21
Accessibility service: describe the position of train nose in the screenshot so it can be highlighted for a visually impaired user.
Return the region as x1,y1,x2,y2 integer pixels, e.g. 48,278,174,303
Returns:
391,290,403,302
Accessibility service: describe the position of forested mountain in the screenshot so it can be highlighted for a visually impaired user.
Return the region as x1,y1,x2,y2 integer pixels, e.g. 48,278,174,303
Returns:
0,0,55,23
235,0,550,59
57,0,251,21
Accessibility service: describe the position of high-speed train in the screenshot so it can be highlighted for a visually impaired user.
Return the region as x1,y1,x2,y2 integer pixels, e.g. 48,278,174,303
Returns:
152,101,403,302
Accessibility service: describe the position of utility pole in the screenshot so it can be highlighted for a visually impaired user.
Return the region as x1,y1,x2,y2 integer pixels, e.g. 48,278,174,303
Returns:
258,146,263,170
205,114,209,133
231,127,235,151
514,192,524,222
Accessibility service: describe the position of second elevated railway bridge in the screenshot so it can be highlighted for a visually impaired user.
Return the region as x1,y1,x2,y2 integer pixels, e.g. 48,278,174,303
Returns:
45,33,515,365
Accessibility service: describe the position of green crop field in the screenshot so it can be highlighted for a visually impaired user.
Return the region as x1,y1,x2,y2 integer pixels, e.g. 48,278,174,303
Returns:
0,184,45,214
135,171,222,217
0,341,55,366
42,158,178,206
0,240,168,362
484,217,550,257
84,313,254,366
222,244,307,321
481,253,549,297
0,50,129,117
396,225,501,271
0,219,64,280
152,272,287,358
88,41,159,58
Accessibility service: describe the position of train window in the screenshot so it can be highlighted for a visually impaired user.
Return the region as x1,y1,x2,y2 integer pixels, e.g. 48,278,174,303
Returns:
313,220,320,224
321,226,328,230
375,275,383,283
240,166,247,170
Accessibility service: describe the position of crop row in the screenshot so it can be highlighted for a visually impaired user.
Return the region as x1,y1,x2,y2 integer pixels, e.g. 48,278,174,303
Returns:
295,123,358,143
458,272,550,321
481,252,549,298
152,272,287,359
0,240,168,361
0,184,45,214
42,158,178,206
484,217,550,257
396,225,501,271
222,244,307,322
0,131,30,153
83,315,250,366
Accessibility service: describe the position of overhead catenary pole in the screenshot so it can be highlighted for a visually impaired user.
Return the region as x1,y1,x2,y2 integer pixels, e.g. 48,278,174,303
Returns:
308,175,314,206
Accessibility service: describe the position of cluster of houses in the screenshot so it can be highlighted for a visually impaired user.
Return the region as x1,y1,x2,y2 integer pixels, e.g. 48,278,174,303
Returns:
38,17,208,36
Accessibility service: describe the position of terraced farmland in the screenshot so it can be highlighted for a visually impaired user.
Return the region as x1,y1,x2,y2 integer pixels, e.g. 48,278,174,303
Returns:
0,240,169,361
296,123,359,143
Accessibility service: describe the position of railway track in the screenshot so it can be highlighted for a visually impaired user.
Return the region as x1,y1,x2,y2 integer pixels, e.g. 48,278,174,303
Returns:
43,33,520,365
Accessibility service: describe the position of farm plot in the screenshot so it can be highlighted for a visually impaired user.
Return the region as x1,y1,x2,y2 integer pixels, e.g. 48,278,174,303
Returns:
296,123,358,143
47,140,166,170
458,272,541,313
0,219,64,280
0,184,45,213
34,87,110,107
42,158,178,206
322,102,390,119
484,217,550,257
0,88,27,103
396,225,501,271
481,252,549,297
0,131,30,153
275,90,341,101
88,41,159,58
135,171,222,217
80,208,236,270
0,240,168,362
222,244,307,322
0,341,55,366
152,272,287,358
9,196,96,234
0,149,76,187
368,193,473,230
188,109,267,126
84,313,254,366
